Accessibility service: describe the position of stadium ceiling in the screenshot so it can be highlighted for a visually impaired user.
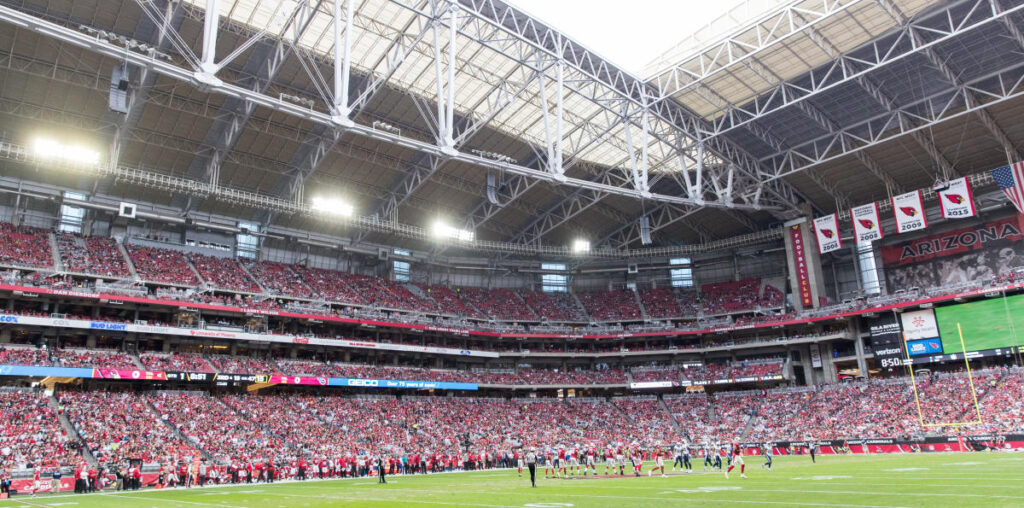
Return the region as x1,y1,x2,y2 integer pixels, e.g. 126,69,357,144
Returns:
0,0,1022,254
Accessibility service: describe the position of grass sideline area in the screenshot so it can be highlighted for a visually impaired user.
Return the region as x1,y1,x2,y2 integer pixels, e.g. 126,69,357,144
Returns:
2,453,1022,508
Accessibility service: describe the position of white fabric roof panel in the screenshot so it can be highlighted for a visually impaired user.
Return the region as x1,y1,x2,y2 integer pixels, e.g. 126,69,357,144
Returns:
185,0,691,184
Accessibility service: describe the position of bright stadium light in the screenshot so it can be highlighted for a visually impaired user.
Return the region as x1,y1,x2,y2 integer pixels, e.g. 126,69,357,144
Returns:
32,138,100,165
433,221,475,242
310,196,354,217
572,239,591,253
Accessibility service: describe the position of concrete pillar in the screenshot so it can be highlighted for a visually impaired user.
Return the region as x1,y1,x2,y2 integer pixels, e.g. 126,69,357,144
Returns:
0,328,10,344
230,342,238,356
851,320,869,379
162,339,171,353
801,346,814,385
289,348,298,359
86,334,97,349
820,342,838,384
783,218,828,311
343,351,351,363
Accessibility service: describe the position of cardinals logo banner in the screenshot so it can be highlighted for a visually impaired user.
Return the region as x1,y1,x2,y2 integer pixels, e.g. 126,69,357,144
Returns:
938,177,976,219
851,202,884,243
813,213,842,253
893,190,928,233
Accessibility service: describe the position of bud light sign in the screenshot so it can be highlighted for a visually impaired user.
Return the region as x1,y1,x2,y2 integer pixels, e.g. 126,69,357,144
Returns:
906,339,943,356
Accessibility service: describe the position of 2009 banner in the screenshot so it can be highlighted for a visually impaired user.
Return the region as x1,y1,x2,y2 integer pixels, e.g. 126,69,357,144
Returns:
893,190,927,233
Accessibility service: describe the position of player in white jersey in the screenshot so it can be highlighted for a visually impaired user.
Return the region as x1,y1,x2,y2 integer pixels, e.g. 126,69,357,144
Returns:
672,442,684,471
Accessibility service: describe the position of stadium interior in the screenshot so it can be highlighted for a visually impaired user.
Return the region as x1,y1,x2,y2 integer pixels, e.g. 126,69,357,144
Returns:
0,0,1023,503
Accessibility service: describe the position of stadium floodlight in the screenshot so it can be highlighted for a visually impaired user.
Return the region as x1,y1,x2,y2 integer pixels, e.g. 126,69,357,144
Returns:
433,221,475,242
572,239,591,253
32,138,100,165
310,196,354,217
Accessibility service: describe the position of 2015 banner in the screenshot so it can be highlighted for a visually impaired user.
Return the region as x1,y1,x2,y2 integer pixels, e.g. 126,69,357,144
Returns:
851,202,883,243
938,177,976,219
893,190,928,233
813,214,842,253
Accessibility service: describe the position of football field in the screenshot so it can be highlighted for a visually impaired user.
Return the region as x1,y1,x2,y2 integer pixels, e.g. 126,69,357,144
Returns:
3,453,1022,508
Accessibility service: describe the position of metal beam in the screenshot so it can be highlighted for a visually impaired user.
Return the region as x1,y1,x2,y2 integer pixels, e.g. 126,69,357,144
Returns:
687,0,1023,141
760,62,1024,183
876,0,1024,168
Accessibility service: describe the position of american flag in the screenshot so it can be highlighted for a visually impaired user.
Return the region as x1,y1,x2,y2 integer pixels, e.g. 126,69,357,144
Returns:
992,162,1024,214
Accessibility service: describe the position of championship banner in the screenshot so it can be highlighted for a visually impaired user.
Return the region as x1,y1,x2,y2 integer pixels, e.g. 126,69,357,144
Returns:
813,214,842,253
789,224,814,308
938,177,976,219
893,190,927,233
851,203,883,243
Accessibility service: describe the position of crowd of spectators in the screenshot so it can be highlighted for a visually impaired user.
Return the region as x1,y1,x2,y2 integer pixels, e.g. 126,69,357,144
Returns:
456,288,536,321
421,286,475,317
57,233,131,278
139,353,215,373
639,287,683,319
52,349,139,370
125,245,199,286
518,290,587,321
577,289,642,321
189,255,261,293
244,262,313,298
700,278,764,314
0,391,79,471
59,391,198,465
0,222,53,269
206,354,276,374
630,367,681,383
149,392,283,463
0,346,52,366
292,267,365,305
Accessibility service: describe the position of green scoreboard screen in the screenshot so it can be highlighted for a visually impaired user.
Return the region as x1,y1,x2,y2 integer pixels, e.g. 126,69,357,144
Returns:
934,293,1024,353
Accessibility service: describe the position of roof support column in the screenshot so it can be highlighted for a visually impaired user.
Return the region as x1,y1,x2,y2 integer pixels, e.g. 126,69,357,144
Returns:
332,0,355,126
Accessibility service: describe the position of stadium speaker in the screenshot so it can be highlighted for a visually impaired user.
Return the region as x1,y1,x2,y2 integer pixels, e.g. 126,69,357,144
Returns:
627,264,639,274
118,78,130,91
378,248,389,261
639,216,652,245
118,202,136,219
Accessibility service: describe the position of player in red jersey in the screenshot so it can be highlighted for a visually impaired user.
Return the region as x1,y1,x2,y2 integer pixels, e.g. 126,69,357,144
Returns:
648,446,666,477
725,443,746,479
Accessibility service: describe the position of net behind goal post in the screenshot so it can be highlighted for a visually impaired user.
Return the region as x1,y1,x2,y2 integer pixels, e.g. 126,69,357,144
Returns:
904,323,984,429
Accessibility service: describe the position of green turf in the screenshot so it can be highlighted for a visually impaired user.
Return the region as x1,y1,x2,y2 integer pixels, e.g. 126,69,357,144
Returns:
935,293,1024,352
3,453,1023,507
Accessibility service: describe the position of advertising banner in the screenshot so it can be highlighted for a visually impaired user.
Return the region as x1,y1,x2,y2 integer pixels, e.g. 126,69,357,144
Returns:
906,338,944,356
882,215,1024,289
93,368,167,381
900,309,939,341
866,314,905,369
